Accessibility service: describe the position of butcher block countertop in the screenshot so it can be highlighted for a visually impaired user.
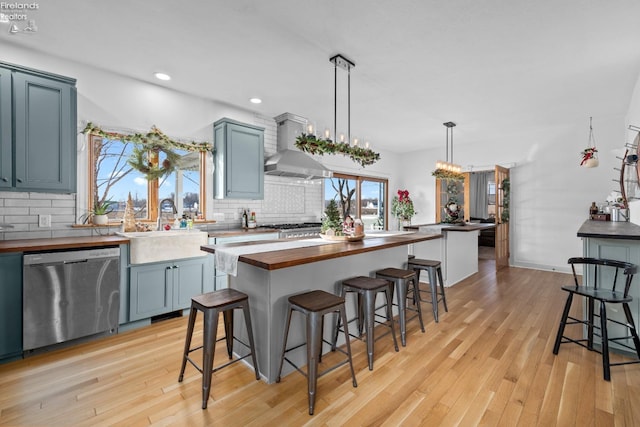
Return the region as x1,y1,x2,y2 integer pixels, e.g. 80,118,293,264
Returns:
0,235,130,253
201,232,441,270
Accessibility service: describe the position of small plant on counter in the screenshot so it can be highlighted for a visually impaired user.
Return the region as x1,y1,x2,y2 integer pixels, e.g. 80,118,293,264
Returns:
92,199,116,216
321,200,344,236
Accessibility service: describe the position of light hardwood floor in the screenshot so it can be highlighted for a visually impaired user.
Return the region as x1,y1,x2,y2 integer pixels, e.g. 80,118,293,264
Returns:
1,260,639,426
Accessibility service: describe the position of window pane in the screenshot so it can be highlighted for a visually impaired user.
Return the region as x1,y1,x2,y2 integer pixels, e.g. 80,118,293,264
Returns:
325,177,356,219
93,138,147,220
158,149,201,218
361,180,385,230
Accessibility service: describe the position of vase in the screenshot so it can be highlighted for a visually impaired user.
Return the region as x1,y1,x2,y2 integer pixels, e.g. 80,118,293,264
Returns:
92,214,108,225
399,219,411,229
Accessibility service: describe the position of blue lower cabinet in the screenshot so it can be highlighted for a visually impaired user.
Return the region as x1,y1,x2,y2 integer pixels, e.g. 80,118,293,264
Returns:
129,257,213,321
0,253,23,361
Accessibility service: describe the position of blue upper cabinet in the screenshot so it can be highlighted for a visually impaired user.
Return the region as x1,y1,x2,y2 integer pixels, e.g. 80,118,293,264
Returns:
0,67,12,189
214,118,264,199
0,62,77,193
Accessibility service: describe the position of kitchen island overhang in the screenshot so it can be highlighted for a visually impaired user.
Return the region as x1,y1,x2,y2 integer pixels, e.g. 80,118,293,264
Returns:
200,232,442,383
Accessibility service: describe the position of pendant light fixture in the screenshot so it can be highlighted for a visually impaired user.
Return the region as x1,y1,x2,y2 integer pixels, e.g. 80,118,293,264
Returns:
294,53,380,167
580,116,599,168
432,121,464,181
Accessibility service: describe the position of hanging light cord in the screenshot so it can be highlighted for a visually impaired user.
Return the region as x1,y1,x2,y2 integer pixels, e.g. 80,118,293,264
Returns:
588,116,596,148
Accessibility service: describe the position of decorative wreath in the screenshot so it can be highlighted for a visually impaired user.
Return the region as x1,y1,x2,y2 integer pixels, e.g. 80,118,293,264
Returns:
295,133,380,167
432,168,465,181
127,145,181,180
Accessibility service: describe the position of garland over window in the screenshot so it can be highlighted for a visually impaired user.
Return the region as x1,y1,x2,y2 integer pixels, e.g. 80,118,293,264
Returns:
82,123,212,180
295,133,380,167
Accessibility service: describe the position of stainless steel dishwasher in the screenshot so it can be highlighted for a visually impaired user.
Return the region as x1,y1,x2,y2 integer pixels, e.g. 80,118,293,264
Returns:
23,247,120,351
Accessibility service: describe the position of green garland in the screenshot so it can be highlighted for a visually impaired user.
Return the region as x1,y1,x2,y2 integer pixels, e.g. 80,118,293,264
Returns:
82,122,212,180
432,168,465,181
295,133,380,167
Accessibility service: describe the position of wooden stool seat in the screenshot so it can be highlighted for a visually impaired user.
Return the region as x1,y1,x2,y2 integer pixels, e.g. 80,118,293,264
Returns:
178,288,259,409
375,267,424,346
277,290,357,415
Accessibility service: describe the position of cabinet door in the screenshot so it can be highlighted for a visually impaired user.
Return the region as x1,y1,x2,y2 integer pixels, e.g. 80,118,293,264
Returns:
13,71,77,192
129,263,172,321
0,253,23,361
214,119,264,199
0,67,11,188
173,257,213,310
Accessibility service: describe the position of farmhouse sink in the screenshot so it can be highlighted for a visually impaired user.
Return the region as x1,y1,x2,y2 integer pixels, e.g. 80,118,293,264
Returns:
117,230,208,264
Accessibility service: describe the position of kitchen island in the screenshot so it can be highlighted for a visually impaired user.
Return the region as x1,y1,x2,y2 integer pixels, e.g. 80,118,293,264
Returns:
405,222,495,286
200,231,441,383
577,220,640,353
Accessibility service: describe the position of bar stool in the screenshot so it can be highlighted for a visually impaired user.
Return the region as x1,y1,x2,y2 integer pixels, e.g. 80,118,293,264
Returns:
333,276,399,370
276,290,357,415
408,258,448,322
178,288,259,409
375,268,424,346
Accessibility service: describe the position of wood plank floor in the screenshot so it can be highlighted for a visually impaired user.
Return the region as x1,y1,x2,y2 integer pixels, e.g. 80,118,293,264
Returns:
1,260,639,426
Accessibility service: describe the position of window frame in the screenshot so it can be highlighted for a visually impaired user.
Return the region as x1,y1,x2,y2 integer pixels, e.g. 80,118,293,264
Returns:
87,134,207,224
326,172,389,230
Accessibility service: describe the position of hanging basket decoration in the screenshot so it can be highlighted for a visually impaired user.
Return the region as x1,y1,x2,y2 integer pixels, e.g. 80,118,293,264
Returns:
295,133,380,167
580,117,599,168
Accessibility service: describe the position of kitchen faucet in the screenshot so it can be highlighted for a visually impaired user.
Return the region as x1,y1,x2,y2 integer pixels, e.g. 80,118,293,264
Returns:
157,198,178,230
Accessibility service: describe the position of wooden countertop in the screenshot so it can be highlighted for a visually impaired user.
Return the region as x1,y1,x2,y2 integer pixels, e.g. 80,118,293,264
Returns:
208,228,280,238
201,232,442,270
577,220,640,240
405,222,496,232
0,235,130,253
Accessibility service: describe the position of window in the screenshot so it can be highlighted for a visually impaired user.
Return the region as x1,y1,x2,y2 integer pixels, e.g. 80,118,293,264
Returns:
324,173,388,230
88,134,206,223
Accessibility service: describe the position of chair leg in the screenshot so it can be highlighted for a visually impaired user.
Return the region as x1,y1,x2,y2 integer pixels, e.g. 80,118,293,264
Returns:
363,290,376,370
307,311,323,415
437,266,448,312
276,306,293,383
600,301,611,381
396,279,408,347
339,305,358,388
622,303,640,359
384,286,399,352
587,297,595,350
223,309,234,359
201,308,219,409
553,293,574,355
427,267,439,322
179,307,198,382
411,277,425,333
242,303,260,380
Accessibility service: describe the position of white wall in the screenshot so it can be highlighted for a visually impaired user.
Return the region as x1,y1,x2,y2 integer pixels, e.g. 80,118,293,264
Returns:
400,114,632,273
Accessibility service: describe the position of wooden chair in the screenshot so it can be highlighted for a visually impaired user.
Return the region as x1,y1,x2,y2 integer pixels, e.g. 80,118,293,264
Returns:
553,257,640,381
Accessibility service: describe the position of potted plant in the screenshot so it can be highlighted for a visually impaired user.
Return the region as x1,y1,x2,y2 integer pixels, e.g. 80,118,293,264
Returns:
321,200,343,236
91,199,116,225
391,189,416,228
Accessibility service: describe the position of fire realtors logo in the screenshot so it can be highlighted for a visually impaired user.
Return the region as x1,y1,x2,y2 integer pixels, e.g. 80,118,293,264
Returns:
0,2,39,34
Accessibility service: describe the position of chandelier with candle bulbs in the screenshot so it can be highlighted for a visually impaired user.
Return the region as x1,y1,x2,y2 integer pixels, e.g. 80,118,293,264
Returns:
432,121,464,181
295,54,380,168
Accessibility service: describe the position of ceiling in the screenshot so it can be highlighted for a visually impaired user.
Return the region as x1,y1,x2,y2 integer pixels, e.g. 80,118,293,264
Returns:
2,1,640,153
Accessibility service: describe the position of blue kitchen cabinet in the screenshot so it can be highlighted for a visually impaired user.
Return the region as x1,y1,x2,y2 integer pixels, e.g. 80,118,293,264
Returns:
214,118,264,200
129,256,213,321
0,61,77,193
0,67,11,189
0,253,23,361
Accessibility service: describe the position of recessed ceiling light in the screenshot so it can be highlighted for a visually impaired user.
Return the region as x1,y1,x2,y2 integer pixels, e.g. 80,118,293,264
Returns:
154,72,171,81
249,98,262,104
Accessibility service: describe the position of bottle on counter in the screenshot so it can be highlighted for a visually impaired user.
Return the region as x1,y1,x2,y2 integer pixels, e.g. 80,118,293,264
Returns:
589,201,599,219
248,211,257,228
242,210,248,229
